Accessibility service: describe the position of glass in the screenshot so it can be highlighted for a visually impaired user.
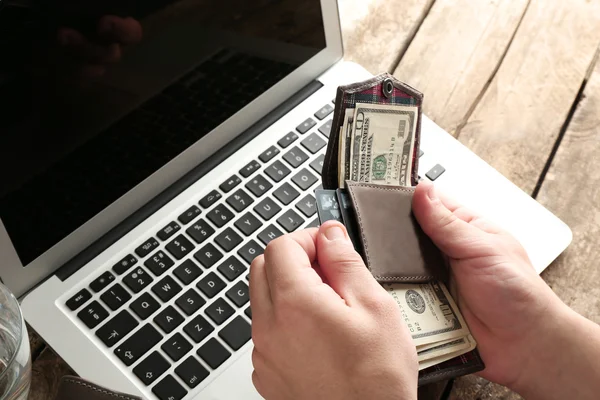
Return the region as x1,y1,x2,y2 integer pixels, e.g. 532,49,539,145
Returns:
0,283,31,400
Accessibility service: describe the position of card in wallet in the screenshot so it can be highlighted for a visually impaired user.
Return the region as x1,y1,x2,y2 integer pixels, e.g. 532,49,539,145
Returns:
320,73,485,385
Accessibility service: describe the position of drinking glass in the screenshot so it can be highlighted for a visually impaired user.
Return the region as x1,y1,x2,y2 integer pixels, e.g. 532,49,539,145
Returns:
0,282,31,400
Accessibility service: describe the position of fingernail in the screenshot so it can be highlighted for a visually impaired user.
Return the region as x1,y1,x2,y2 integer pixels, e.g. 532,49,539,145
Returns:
427,184,438,201
324,225,346,241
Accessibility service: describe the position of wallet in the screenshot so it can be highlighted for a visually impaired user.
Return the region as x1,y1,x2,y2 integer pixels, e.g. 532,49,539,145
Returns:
321,73,485,385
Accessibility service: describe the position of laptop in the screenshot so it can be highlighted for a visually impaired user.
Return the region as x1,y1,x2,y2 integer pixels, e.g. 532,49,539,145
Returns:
0,0,572,399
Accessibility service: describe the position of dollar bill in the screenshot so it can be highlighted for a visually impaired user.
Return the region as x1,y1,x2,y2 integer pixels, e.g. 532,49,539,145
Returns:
417,335,473,362
338,109,354,187
384,281,470,347
418,335,477,371
349,103,417,186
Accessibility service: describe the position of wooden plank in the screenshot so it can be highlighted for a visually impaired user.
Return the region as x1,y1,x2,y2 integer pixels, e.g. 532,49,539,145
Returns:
338,0,434,74
536,51,600,324
456,0,600,194
393,0,529,136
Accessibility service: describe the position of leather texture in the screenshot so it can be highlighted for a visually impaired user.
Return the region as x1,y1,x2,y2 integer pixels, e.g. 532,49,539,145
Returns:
346,181,447,283
54,376,142,400
323,72,423,189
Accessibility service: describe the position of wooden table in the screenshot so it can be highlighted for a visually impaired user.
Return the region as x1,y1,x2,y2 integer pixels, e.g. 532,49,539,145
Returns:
27,0,600,399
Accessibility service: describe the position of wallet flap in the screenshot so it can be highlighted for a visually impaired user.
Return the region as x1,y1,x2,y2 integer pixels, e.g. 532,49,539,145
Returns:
346,181,446,283
322,73,423,190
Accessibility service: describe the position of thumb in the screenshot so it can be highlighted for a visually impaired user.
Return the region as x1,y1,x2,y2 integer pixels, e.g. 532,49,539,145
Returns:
316,221,380,304
412,181,491,259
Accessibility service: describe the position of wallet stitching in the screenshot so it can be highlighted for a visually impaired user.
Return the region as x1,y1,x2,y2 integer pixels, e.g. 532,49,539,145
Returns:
63,379,139,400
348,182,428,281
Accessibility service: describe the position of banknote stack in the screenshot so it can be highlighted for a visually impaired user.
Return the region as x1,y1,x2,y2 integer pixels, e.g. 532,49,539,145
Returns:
316,101,476,370
336,102,418,188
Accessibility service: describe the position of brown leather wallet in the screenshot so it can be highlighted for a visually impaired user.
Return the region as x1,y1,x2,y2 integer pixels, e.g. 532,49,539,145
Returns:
54,376,142,400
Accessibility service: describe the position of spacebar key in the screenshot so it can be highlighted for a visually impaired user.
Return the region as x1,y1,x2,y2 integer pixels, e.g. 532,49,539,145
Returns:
114,324,162,366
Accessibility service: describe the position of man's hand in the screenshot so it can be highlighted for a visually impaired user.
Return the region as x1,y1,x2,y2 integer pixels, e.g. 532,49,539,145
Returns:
249,223,417,400
57,15,143,78
412,181,571,389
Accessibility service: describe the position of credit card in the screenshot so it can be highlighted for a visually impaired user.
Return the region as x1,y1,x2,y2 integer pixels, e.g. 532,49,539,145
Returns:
315,189,343,224
336,188,364,257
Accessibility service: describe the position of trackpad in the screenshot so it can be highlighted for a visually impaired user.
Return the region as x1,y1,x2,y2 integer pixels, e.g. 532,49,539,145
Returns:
194,347,263,400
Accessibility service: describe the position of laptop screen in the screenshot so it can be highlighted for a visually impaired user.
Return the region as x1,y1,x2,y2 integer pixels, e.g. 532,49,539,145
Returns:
0,0,326,266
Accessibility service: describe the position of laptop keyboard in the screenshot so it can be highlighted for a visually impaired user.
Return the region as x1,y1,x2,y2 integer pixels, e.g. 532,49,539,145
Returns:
65,101,334,399
64,94,447,399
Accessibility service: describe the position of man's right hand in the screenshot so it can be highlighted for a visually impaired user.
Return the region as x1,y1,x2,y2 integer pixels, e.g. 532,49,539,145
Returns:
411,181,572,391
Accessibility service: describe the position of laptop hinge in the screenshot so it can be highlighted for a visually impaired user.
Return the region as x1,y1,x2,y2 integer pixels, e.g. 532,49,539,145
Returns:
55,79,324,281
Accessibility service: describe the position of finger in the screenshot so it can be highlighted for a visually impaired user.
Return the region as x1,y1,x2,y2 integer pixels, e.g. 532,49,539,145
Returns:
263,228,319,296
58,28,122,64
98,16,143,45
412,181,495,259
315,221,380,305
249,255,273,317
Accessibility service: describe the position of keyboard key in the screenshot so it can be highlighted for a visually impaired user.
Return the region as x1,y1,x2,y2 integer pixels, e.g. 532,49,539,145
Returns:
226,281,249,307
214,228,243,252
273,182,299,205
175,289,206,316
154,305,185,334
253,197,282,220
219,175,242,193
165,235,194,260
265,160,291,183
100,283,132,311
90,271,115,293
301,133,327,154
66,289,91,311
178,206,201,225
135,237,159,258
296,194,317,217
114,324,162,366
194,243,223,268
245,307,252,319
277,209,305,232
152,375,187,400
245,175,272,197
314,104,334,120
77,301,108,329
226,189,254,212
96,310,138,347
237,240,264,264
123,267,153,293
282,146,309,168
296,117,316,134
219,316,251,350
144,250,175,276
307,218,319,228
318,119,332,138
173,259,202,285
234,212,262,236
197,272,226,299
206,204,234,228
133,351,169,386
157,221,181,241
175,356,209,389
258,145,280,163
291,168,318,191
309,154,325,175
257,225,284,246
278,132,298,148
426,164,446,181
199,190,222,208
197,338,231,370
183,315,214,343
217,256,247,281
186,218,215,244
205,298,234,325
239,160,260,178
162,333,192,362
152,276,182,302
130,292,160,320
112,254,137,275
419,149,424,157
